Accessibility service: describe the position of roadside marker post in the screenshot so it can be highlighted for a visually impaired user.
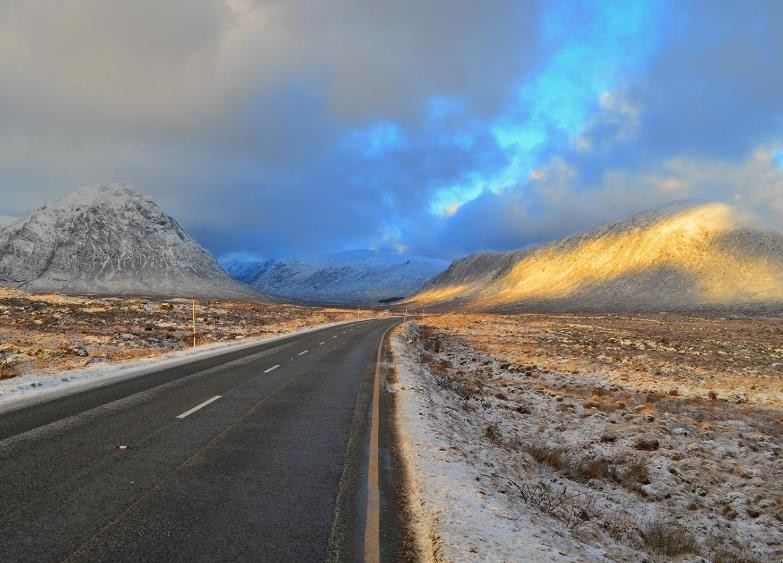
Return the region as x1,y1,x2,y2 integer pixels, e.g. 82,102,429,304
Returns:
192,297,197,347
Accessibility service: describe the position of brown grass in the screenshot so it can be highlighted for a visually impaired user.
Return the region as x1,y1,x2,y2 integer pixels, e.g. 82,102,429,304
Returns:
639,517,699,556
521,441,650,492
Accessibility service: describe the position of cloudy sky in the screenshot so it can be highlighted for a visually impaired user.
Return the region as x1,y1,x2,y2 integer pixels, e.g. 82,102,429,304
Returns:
1,0,782,260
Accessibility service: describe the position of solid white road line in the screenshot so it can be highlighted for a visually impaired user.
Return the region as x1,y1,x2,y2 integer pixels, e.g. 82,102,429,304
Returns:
176,395,222,419
264,364,280,373
298,349,308,356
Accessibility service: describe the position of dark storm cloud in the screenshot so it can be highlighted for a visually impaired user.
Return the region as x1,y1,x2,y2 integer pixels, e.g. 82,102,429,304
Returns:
630,0,783,159
0,0,782,261
0,0,540,259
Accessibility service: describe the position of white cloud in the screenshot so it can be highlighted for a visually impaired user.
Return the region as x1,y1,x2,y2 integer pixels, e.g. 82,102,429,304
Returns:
536,143,783,232
574,90,641,153
443,142,783,253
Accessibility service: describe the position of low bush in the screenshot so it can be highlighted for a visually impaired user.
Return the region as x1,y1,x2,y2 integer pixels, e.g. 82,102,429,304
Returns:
522,441,650,492
639,516,699,557
708,546,760,563
502,477,594,530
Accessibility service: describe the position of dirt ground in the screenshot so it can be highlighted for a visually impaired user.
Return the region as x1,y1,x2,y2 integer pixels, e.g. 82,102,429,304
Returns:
0,287,378,379
397,312,783,561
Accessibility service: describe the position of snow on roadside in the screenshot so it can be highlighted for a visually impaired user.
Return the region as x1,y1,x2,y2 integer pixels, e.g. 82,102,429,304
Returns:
390,320,782,562
0,318,370,412
389,323,590,562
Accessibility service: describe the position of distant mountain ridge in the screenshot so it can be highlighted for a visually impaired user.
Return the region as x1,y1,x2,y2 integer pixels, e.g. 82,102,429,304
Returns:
222,249,449,305
406,201,783,312
0,183,260,299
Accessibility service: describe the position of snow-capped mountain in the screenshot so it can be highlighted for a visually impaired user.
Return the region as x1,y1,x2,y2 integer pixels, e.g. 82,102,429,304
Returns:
0,183,259,299
406,201,783,312
219,258,276,285
222,249,449,305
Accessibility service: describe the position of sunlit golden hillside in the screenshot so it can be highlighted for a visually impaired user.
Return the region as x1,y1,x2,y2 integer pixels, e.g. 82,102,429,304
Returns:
407,202,783,312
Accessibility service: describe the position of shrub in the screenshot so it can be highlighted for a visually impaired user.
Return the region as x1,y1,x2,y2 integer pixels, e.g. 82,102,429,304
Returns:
709,547,760,563
0,363,17,380
502,477,594,530
708,546,759,563
640,517,699,557
524,441,566,470
485,423,503,444
523,442,650,492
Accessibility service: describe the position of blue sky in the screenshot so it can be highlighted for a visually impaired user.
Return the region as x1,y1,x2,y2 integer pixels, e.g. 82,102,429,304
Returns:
0,0,781,260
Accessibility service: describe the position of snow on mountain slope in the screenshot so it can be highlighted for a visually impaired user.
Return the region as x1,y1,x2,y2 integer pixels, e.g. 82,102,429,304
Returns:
222,249,449,305
0,216,18,228
0,183,260,299
406,201,783,312
219,258,276,285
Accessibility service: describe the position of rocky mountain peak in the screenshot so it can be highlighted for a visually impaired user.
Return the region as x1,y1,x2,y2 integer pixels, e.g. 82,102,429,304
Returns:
0,183,259,299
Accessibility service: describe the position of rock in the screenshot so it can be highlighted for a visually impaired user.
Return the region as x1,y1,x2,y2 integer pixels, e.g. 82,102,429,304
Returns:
72,346,89,357
634,438,660,451
640,483,672,501
5,353,28,364
692,484,708,496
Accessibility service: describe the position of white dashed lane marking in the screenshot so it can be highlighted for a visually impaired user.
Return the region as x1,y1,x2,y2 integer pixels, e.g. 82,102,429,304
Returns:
264,365,280,373
176,396,222,419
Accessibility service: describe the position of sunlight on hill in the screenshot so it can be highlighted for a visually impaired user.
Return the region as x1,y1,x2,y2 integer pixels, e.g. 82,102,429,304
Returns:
411,203,783,309
408,283,477,305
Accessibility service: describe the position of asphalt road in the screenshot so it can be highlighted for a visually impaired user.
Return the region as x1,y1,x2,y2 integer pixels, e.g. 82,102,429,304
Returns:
0,317,403,562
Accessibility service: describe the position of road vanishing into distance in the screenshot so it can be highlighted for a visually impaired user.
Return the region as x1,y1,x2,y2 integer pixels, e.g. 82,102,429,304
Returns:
0,317,405,562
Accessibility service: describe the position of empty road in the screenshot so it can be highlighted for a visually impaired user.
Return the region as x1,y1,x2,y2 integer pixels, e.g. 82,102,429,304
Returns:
0,317,404,562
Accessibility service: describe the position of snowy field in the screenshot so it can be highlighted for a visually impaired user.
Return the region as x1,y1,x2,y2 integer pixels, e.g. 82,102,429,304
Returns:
390,316,782,562
0,286,384,408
